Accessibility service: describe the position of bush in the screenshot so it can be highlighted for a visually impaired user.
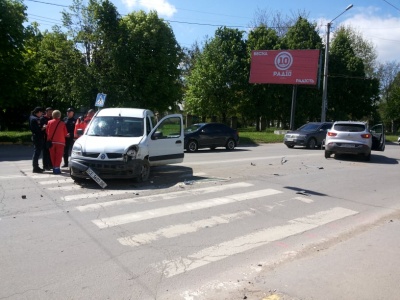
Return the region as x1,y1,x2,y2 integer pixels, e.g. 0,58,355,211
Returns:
0,131,32,144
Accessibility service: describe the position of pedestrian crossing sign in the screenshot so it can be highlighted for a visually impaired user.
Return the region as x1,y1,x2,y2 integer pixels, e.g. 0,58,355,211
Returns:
95,93,107,107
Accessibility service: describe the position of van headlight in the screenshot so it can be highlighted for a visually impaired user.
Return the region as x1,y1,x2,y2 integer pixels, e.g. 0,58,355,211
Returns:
72,143,83,156
124,146,138,162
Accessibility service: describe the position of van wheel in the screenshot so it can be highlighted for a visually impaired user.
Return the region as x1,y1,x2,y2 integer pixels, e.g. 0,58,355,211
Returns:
137,159,150,182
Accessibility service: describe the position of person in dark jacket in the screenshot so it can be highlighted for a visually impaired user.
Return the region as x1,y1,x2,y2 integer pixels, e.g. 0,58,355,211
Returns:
40,107,53,170
62,108,76,167
29,107,45,173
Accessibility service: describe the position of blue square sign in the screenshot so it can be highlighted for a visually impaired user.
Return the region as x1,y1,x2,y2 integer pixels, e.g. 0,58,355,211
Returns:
95,93,107,107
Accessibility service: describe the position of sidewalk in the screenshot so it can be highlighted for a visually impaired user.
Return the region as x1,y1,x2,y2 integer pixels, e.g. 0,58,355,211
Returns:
241,215,400,300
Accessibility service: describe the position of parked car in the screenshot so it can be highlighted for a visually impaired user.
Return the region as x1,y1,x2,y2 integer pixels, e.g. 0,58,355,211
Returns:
284,122,333,149
70,108,184,184
398,135,400,145
184,123,239,152
324,121,385,161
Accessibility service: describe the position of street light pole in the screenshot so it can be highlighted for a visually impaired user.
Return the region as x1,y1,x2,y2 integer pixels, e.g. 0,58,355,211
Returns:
321,4,353,122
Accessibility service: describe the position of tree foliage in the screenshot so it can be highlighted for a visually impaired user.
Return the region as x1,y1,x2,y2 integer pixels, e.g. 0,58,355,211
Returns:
328,28,379,121
0,0,27,108
185,27,247,123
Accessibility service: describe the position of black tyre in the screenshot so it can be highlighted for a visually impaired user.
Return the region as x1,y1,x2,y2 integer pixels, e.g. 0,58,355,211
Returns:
306,138,317,149
187,140,198,152
137,159,150,182
364,152,371,161
324,150,331,158
225,138,236,150
286,144,294,148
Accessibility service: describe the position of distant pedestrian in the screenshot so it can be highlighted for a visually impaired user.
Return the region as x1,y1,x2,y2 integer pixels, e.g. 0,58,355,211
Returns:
29,106,45,173
63,108,76,168
46,110,68,174
40,107,53,170
74,109,95,138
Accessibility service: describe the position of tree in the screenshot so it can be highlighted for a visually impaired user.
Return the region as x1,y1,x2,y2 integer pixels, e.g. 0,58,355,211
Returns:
338,26,377,78
33,29,91,109
112,10,183,111
185,27,248,123
0,0,27,108
328,28,379,120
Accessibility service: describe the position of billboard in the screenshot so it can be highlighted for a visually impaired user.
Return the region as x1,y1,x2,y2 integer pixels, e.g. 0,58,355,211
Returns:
249,50,320,85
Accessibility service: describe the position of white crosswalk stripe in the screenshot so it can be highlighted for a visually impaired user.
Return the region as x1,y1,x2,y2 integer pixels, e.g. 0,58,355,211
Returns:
118,210,255,247
24,168,360,281
76,182,253,212
91,188,282,228
156,207,358,278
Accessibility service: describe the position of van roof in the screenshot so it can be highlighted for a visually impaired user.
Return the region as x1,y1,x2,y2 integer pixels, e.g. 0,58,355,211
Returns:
96,108,154,118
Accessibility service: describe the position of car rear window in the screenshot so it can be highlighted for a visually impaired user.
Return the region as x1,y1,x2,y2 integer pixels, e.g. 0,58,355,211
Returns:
334,124,366,132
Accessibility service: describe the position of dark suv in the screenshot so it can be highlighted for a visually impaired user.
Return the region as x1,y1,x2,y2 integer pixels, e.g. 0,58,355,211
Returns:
284,122,333,149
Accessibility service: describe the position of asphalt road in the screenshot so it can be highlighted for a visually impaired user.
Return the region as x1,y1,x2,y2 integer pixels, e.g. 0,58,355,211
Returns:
0,143,399,300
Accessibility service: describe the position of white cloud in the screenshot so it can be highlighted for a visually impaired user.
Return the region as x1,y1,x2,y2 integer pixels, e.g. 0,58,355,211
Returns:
121,0,177,17
343,13,400,63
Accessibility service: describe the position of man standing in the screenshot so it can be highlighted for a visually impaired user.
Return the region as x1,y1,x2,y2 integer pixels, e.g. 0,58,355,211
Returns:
29,107,45,173
40,107,53,170
63,108,76,168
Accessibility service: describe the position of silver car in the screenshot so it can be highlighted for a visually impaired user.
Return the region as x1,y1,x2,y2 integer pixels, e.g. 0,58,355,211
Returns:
324,121,385,161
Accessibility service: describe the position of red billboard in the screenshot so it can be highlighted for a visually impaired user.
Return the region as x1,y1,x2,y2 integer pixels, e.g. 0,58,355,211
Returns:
249,50,320,85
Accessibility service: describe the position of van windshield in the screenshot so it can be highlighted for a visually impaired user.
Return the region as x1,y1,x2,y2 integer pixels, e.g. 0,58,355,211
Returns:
87,117,144,137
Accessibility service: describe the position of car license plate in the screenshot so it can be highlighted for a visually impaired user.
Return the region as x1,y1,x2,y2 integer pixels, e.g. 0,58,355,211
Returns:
86,167,107,188
286,138,294,141
342,144,354,148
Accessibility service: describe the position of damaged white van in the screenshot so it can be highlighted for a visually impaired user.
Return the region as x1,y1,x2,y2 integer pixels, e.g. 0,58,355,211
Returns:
70,108,184,186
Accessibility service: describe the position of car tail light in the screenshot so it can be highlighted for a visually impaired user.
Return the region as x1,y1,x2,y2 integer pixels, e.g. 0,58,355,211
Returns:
361,133,371,138
327,132,337,136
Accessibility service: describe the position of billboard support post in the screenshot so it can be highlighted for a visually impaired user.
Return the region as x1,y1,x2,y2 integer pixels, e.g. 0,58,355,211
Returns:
290,85,298,130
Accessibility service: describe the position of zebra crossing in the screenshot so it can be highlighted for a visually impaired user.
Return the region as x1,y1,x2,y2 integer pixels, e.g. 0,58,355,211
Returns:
21,163,359,284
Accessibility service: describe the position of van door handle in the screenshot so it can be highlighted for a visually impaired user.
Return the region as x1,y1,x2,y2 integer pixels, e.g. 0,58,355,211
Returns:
176,140,182,144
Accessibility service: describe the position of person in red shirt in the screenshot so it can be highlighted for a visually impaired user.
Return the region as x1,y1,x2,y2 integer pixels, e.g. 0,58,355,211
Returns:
73,109,95,139
46,110,68,174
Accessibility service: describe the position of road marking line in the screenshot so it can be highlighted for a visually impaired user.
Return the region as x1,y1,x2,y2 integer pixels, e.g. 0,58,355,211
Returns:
0,175,25,179
293,196,314,203
39,179,75,185
179,153,321,166
118,210,255,247
77,182,253,211
158,207,358,278
47,185,84,191
92,188,282,228
62,190,133,201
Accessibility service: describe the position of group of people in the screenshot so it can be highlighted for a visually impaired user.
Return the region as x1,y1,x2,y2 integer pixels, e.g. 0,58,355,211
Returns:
29,106,95,174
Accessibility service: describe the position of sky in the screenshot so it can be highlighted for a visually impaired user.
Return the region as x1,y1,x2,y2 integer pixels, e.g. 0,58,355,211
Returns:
24,0,400,63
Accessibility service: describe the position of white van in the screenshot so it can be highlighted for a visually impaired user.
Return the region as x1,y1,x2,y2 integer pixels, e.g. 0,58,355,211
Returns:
70,108,184,185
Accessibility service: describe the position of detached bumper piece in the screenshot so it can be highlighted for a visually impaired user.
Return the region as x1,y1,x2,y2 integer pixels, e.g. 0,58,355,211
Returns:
70,160,107,188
